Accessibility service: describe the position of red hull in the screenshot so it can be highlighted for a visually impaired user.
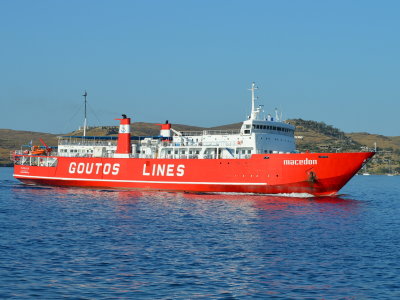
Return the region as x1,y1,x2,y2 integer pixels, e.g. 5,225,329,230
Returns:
14,152,374,196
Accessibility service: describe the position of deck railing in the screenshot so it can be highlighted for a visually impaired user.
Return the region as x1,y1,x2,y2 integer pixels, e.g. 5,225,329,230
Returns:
14,154,58,167
179,129,241,136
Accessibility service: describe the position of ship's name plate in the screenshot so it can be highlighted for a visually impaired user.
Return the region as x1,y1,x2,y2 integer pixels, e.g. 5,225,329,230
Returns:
283,158,317,166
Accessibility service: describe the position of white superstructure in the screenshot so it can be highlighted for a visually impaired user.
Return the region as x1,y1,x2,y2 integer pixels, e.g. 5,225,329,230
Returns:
57,83,296,159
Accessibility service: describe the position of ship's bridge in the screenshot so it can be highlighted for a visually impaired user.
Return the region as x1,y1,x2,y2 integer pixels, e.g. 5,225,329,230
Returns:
240,119,295,136
238,82,296,153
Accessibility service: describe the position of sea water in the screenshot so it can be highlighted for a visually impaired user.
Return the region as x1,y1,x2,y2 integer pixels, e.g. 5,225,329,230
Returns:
1,167,399,299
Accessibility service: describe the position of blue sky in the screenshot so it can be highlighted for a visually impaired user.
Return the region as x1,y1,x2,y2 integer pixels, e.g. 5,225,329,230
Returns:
0,0,399,136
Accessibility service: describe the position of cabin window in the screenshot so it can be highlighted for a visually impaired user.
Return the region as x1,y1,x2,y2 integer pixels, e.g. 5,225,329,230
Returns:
167,150,171,154
175,150,178,154
182,150,185,154
247,150,251,154
196,150,200,154
244,130,250,134
242,150,246,154
245,125,250,129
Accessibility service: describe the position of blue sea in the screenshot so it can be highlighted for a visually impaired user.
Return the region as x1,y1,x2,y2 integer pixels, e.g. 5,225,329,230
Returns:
1,167,399,299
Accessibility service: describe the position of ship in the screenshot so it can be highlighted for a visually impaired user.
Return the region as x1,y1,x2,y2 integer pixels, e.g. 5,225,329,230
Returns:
12,83,374,196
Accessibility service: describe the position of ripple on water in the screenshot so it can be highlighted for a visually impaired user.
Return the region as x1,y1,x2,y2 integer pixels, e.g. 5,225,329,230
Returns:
1,168,400,299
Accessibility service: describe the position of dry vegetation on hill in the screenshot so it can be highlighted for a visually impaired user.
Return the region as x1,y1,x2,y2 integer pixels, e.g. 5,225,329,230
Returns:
0,129,58,166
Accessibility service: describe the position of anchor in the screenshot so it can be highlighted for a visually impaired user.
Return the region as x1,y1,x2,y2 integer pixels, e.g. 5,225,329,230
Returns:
308,171,318,183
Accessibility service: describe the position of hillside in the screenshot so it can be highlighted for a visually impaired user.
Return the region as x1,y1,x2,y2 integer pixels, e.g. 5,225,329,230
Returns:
0,129,59,167
1,121,399,173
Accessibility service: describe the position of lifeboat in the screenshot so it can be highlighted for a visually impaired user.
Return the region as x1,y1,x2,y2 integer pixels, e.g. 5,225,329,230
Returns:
30,146,46,155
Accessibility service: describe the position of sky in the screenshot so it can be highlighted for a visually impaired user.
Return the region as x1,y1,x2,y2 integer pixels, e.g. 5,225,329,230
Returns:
0,0,399,136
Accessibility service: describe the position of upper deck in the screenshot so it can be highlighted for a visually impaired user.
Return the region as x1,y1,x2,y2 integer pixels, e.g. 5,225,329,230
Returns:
14,82,297,162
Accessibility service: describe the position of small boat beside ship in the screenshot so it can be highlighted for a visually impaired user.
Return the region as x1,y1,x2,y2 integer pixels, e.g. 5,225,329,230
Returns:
12,83,374,196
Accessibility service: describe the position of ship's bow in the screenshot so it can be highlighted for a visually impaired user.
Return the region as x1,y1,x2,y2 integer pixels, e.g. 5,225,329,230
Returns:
308,151,375,196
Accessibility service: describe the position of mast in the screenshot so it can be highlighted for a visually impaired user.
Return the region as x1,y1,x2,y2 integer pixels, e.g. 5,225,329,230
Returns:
249,82,258,120
83,90,87,137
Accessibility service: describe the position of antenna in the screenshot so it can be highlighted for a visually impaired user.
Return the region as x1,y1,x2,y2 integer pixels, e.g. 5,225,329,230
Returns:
83,90,87,137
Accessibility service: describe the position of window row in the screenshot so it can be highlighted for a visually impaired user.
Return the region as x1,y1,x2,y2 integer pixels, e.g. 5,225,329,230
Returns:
252,124,293,133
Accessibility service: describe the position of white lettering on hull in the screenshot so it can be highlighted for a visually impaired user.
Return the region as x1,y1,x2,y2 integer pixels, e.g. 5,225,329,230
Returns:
68,162,120,175
143,163,185,177
283,158,318,166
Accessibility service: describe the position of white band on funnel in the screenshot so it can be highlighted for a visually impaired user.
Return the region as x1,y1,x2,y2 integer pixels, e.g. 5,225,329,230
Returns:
119,124,131,133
